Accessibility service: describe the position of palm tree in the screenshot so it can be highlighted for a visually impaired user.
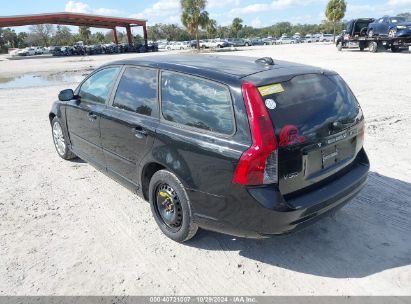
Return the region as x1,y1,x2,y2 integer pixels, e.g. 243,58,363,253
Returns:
206,19,217,39
231,17,243,37
181,0,209,49
325,0,346,41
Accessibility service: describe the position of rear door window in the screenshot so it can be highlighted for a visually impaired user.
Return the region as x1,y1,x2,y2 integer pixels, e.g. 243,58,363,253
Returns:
160,71,234,135
113,67,158,116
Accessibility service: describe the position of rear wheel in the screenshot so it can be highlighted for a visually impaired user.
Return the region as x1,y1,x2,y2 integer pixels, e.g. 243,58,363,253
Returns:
149,170,198,242
337,41,343,51
391,45,401,52
51,117,76,160
369,41,378,53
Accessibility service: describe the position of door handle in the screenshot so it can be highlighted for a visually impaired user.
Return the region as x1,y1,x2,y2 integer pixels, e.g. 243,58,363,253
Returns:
132,126,148,139
88,112,98,121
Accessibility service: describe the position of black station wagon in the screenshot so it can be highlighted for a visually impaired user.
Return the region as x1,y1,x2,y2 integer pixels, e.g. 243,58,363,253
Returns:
49,55,369,242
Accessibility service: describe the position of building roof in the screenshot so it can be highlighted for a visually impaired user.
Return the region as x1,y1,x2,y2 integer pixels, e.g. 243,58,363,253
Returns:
0,12,146,29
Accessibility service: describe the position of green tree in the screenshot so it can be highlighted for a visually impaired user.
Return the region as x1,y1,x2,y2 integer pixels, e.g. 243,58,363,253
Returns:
1,28,18,48
94,32,105,43
180,0,209,49
53,25,73,46
29,24,54,46
79,26,91,44
17,32,28,48
231,17,243,37
216,25,231,38
147,24,163,41
397,12,411,21
325,0,346,40
206,18,217,38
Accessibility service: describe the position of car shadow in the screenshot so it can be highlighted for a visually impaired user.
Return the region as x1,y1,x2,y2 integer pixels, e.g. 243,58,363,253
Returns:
188,172,411,278
69,157,86,164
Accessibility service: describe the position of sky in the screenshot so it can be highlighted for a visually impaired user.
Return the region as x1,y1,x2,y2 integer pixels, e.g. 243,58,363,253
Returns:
1,0,411,32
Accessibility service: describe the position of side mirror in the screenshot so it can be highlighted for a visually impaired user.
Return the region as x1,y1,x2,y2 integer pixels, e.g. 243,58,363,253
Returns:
58,89,75,101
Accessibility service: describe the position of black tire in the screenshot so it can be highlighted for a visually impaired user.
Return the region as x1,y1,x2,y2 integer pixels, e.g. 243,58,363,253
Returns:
337,41,343,51
391,45,401,53
149,170,198,242
359,41,366,51
51,117,76,160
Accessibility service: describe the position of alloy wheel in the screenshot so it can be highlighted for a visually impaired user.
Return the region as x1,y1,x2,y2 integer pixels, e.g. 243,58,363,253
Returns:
52,121,66,156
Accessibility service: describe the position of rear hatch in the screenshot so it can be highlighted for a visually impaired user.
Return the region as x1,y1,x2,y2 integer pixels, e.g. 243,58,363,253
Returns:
254,72,364,195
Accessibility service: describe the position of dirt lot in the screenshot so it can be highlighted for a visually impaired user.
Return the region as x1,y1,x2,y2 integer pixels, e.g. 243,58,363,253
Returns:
0,44,410,295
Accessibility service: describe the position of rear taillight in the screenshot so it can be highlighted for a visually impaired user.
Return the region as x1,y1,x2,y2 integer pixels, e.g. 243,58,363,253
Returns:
232,81,278,185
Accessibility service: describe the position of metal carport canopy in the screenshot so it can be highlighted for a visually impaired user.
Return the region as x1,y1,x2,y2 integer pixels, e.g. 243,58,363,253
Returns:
0,12,148,45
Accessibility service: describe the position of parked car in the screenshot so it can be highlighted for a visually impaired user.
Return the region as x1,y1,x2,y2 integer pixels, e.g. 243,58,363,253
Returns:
262,37,275,45
243,38,252,46
190,40,207,48
50,55,369,242
34,47,45,55
320,34,334,42
17,47,35,56
336,18,375,51
250,38,264,46
227,38,247,46
202,39,228,48
275,37,296,44
367,16,411,38
157,42,168,50
166,41,190,50
346,18,375,39
304,34,314,43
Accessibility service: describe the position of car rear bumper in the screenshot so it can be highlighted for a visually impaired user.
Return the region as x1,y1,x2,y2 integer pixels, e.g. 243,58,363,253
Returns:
191,149,369,238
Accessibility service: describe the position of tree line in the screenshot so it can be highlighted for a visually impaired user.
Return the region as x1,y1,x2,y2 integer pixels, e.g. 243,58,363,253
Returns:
1,0,410,53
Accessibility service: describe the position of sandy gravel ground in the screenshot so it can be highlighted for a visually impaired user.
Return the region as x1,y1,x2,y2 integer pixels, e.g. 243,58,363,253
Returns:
0,44,410,295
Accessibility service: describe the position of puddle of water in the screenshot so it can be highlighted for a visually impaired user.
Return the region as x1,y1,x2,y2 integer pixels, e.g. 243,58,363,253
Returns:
0,73,85,89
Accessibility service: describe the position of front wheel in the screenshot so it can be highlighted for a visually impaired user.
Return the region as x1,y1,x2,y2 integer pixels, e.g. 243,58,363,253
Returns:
149,170,198,242
51,117,76,160
388,29,397,38
337,41,343,51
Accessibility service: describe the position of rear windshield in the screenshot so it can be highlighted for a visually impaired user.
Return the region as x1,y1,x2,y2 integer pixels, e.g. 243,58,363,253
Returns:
259,74,360,144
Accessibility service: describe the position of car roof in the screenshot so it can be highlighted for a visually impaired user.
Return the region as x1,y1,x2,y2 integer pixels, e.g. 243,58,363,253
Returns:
106,54,319,80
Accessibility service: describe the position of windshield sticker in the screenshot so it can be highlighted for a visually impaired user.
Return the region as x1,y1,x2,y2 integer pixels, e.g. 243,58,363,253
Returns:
258,83,284,96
